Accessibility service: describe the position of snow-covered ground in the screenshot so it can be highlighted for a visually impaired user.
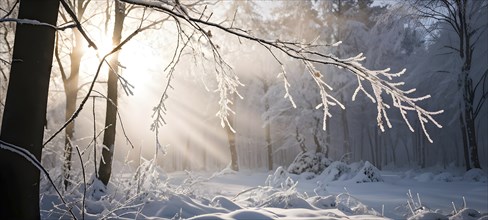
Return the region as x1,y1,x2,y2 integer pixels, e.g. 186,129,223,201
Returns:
40,162,487,220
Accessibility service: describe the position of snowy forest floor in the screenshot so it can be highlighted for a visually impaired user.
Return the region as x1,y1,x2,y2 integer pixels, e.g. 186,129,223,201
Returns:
40,163,488,220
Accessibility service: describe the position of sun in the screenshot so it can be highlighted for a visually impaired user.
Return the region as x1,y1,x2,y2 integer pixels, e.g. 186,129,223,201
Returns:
117,39,157,93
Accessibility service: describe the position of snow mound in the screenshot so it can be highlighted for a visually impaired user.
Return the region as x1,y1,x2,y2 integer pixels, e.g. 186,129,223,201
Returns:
408,211,448,220
190,207,383,220
318,161,383,183
463,168,488,182
414,172,435,182
406,168,487,183
450,208,482,220
190,208,278,220
433,172,454,182
211,196,243,211
154,195,226,219
287,152,331,175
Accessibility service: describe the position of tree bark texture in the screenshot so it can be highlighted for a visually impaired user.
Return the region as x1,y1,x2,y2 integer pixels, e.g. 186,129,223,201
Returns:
0,0,59,218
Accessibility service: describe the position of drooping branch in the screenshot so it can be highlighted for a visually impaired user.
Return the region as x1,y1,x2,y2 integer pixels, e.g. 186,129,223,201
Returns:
120,0,443,141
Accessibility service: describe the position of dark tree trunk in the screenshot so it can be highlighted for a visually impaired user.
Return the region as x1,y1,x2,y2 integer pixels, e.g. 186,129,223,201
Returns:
313,118,323,153
462,60,480,169
465,96,480,168
98,1,125,186
460,112,471,170
454,0,480,170
0,0,59,218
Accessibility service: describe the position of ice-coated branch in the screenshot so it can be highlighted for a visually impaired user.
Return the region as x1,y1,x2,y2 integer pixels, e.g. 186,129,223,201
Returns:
120,0,443,141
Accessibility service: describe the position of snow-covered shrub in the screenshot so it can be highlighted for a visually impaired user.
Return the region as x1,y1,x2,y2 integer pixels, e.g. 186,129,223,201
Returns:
287,152,332,175
350,161,383,183
306,195,336,208
313,181,328,196
463,168,488,182
433,172,454,182
318,161,383,183
259,183,315,209
394,190,436,219
235,167,337,210
125,156,168,199
450,208,482,220
265,166,294,189
336,193,380,216
234,181,310,209
319,161,351,182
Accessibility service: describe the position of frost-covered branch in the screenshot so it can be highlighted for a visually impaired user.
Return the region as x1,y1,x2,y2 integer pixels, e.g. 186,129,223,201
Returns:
120,0,443,141
0,18,76,30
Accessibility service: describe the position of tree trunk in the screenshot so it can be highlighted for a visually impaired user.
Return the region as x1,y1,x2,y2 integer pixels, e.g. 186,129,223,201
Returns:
263,81,273,171
62,28,83,190
265,116,273,171
0,0,59,218
465,99,480,168
367,127,375,166
324,117,330,158
313,118,323,153
462,65,480,169
183,137,191,170
457,0,480,169
340,92,351,157
98,1,125,186
226,113,239,171
459,111,471,170
224,91,239,171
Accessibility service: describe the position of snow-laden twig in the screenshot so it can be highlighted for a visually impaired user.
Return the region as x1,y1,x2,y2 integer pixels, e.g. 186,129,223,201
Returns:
0,18,76,30
74,146,86,220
